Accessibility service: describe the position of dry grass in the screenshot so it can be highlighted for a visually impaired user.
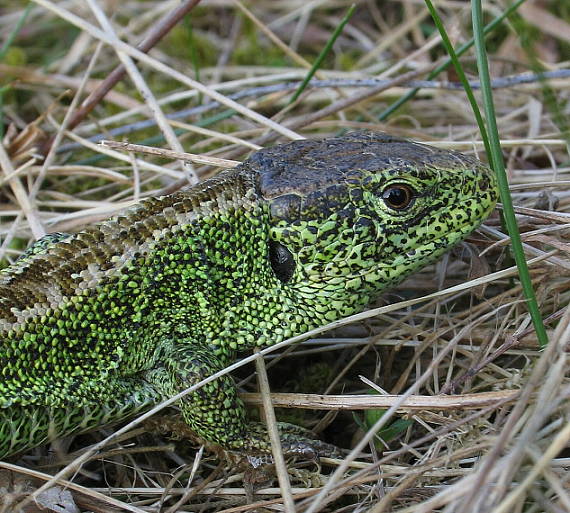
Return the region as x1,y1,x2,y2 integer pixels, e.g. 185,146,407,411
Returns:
1,1,569,512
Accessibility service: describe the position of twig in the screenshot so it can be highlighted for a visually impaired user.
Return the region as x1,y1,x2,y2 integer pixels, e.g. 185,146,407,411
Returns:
57,69,570,154
86,0,197,182
254,351,296,513
241,390,520,411
100,140,239,168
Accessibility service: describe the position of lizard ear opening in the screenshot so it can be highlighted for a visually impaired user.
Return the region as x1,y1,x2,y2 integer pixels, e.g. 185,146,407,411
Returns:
269,240,295,283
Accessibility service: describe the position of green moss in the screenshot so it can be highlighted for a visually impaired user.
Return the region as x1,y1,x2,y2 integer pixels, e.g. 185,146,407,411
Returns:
161,25,218,69
2,46,27,67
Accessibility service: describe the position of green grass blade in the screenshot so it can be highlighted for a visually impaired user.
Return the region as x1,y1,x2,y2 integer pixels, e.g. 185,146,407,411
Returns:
379,0,527,121
0,3,32,60
423,0,491,157
0,3,33,138
184,14,202,106
288,4,356,105
472,0,548,347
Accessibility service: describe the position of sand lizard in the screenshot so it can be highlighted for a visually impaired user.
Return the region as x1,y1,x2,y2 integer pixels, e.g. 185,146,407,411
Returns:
0,132,498,458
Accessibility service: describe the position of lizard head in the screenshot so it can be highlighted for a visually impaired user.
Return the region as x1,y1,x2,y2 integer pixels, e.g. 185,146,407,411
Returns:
251,131,498,321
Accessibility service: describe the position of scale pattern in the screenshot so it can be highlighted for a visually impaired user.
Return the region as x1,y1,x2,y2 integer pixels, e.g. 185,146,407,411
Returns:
0,132,498,458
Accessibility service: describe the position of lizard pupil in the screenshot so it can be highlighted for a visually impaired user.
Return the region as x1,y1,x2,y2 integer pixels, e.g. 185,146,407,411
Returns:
382,184,414,210
269,240,296,283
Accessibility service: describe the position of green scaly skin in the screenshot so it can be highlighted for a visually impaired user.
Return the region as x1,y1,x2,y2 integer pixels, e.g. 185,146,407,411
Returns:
0,132,498,459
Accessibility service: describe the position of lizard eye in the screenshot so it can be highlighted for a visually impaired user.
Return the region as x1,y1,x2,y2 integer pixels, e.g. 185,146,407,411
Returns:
382,184,415,210
269,240,295,283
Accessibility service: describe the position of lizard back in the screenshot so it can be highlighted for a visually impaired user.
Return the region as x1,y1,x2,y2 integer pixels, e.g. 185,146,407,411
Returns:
0,168,260,406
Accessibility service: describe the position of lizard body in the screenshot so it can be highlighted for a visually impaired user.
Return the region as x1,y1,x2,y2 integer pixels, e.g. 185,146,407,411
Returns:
0,132,498,458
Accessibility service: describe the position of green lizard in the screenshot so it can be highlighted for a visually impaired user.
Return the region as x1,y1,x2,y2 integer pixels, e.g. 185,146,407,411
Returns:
0,132,498,459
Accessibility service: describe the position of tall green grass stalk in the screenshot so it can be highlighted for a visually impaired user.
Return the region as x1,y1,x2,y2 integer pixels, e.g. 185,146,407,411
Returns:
471,0,548,346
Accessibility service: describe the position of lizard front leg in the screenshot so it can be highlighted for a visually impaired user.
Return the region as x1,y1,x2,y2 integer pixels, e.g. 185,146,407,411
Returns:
144,345,335,458
144,345,251,450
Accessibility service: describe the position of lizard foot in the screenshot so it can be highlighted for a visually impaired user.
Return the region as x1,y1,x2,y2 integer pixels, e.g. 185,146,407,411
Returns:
235,421,344,466
145,415,343,463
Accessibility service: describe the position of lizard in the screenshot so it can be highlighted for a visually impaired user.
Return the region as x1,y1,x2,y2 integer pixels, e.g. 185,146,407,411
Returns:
0,131,498,459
